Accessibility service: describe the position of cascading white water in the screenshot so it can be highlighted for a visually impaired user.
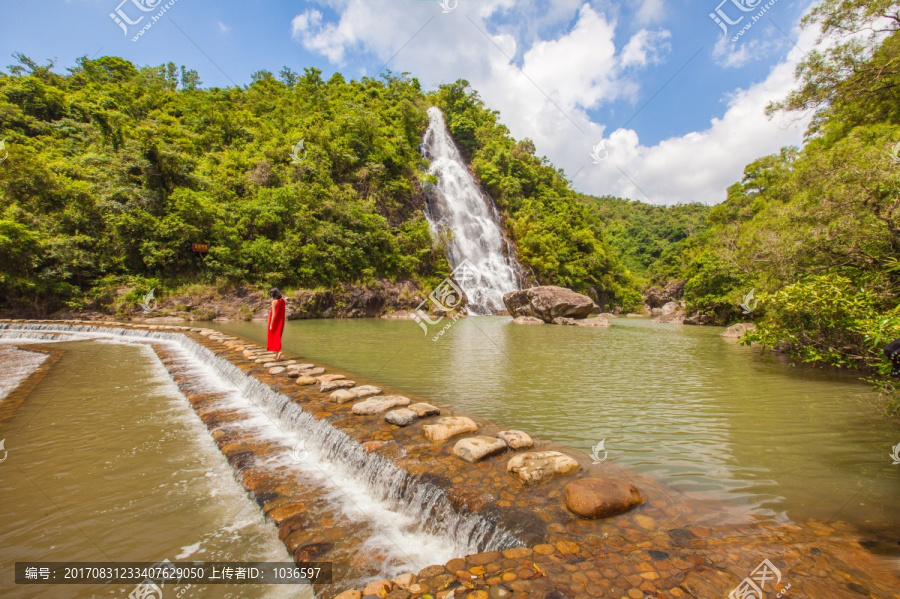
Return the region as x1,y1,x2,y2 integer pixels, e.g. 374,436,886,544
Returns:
0,323,524,562
421,107,524,314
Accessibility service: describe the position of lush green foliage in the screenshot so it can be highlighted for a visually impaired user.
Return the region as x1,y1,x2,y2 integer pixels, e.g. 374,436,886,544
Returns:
0,55,456,312
588,196,710,285
0,55,646,313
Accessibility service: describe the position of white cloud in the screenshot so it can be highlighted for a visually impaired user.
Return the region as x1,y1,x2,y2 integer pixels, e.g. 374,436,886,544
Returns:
634,0,665,25
575,25,819,204
621,29,672,67
217,21,230,34
289,0,815,205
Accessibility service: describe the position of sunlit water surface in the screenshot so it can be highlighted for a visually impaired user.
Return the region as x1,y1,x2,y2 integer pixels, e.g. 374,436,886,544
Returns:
211,316,900,539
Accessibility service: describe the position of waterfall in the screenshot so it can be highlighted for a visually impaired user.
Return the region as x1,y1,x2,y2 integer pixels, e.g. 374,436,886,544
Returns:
0,323,524,562
421,107,524,314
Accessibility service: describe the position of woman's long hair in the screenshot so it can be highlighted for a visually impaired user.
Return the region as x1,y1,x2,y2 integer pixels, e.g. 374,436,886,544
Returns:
269,288,283,300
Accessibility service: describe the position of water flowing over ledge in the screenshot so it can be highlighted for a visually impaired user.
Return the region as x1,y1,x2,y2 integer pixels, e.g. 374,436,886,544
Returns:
0,323,522,564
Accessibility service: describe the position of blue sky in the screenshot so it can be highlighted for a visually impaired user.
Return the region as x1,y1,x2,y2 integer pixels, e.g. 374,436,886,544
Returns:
0,0,818,204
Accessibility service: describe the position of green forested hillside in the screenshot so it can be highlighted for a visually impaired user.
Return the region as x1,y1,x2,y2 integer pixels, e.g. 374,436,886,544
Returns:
588,196,710,286
0,55,640,314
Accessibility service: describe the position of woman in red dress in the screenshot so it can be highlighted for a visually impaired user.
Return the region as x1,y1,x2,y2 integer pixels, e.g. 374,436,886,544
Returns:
267,288,286,361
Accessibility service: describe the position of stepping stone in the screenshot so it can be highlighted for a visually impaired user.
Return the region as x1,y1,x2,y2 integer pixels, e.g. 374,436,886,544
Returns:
286,364,316,371
384,408,418,426
408,403,440,418
320,379,355,393
268,367,286,375
423,417,478,442
255,356,277,363
316,374,346,383
296,376,317,386
507,451,579,485
301,367,324,376
264,360,296,367
330,389,356,404
331,385,382,404
352,396,411,415
497,430,533,450
453,436,507,462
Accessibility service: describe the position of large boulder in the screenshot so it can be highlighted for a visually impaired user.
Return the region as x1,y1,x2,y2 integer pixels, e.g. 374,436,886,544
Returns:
564,478,644,519
503,286,596,323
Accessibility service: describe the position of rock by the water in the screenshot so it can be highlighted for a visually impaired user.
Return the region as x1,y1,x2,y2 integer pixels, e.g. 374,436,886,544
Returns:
575,316,610,327
497,430,533,449
268,367,286,375
317,374,346,383
349,385,381,398
286,363,316,371
296,376,317,385
552,316,578,325
391,573,416,590
320,379,355,392
564,478,644,519
332,385,382,403
362,580,392,597
512,316,545,325
721,322,756,338
330,389,356,403
407,403,440,418
453,436,507,462
423,417,478,442
507,451,579,485
333,591,362,599
652,309,685,324
384,408,418,426
503,286,596,323
352,395,410,415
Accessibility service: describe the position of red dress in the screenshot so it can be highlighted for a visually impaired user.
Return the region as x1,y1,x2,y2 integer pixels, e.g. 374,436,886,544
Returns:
267,298,286,352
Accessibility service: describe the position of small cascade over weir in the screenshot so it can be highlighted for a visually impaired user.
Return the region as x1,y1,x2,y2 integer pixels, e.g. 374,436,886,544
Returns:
421,107,525,314
0,323,523,579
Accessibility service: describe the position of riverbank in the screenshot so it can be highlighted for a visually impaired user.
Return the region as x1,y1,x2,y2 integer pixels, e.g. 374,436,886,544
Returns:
2,320,898,598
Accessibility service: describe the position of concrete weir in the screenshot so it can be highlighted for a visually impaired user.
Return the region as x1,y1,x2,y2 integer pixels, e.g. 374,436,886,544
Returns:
2,320,899,599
